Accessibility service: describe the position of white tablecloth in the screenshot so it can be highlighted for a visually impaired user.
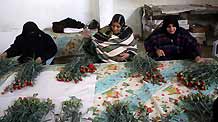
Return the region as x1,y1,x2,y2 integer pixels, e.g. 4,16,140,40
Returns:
0,70,97,119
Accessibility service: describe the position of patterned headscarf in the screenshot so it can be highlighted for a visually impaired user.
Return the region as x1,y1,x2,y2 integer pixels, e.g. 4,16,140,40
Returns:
109,14,125,27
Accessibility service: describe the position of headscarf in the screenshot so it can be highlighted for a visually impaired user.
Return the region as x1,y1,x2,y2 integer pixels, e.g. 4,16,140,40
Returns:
161,15,179,39
21,21,43,40
162,15,179,30
109,14,125,29
109,14,126,35
94,14,127,40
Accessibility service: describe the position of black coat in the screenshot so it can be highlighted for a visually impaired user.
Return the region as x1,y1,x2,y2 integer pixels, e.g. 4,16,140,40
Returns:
5,22,57,64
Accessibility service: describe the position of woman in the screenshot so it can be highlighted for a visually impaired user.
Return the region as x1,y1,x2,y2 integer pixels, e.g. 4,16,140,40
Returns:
86,14,137,63
144,15,204,63
213,97,218,122
0,21,57,64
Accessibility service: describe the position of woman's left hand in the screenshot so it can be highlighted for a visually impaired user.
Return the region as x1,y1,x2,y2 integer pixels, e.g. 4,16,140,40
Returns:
119,53,130,60
35,57,42,64
195,56,205,63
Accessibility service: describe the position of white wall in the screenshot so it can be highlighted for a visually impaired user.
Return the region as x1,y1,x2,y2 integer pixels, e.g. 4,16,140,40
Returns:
0,0,94,31
1,0,218,52
0,0,94,52
113,0,145,35
143,0,218,5
112,0,218,35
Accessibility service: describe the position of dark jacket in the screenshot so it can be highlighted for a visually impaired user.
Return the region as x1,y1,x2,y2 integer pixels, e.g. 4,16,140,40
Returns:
5,22,57,64
144,27,200,61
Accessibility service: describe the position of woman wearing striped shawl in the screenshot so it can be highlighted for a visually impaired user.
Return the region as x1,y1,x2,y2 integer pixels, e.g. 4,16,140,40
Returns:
91,14,137,63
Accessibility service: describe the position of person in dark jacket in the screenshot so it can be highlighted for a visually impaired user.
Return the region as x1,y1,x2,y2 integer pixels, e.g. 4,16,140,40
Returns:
144,15,204,63
213,97,218,122
0,21,57,64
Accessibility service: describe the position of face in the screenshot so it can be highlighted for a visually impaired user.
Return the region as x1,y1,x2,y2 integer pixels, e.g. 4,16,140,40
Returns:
111,22,121,34
166,24,177,34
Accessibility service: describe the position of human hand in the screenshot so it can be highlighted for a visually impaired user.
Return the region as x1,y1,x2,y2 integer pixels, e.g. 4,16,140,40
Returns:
156,49,165,57
81,29,91,38
120,53,130,60
195,56,205,63
115,53,130,62
111,35,119,39
0,52,7,60
35,57,42,64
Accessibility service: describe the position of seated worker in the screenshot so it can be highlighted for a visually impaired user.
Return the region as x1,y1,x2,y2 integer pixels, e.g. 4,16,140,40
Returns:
84,14,137,63
144,15,204,63
0,21,57,64
213,97,218,122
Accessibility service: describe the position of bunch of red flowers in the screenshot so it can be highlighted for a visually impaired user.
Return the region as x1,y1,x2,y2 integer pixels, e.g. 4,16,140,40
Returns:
142,68,166,85
79,64,96,74
56,63,97,83
176,72,206,90
1,80,34,95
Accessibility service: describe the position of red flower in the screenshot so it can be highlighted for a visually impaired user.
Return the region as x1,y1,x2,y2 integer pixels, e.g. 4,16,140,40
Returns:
88,64,95,70
65,79,70,82
80,69,85,73
152,68,158,72
74,79,79,84
201,86,206,90
147,107,153,113
188,82,193,87
29,82,33,86
201,81,205,85
88,64,95,69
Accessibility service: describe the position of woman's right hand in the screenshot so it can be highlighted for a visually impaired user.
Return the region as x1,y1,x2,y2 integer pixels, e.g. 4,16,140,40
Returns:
195,56,205,63
0,52,7,60
81,28,91,38
156,49,165,57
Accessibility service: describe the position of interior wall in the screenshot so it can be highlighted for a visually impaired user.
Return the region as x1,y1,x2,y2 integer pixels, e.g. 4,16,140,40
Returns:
143,0,218,5
113,0,218,36
0,0,93,31
113,0,145,36
1,0,218,53
0,0,94,52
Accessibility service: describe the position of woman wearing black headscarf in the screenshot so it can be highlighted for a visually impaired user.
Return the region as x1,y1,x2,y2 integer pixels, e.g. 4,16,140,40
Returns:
89,14,137,63
144,15,204,63
0,21,57,64
213,97,218,122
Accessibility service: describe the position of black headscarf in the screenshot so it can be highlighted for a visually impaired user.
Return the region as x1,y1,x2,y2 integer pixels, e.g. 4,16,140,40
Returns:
161,15,179,40
22,22,40,35
21,22,43,41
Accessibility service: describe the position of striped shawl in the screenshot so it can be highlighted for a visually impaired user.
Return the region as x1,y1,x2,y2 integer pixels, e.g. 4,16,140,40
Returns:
92,26,137,63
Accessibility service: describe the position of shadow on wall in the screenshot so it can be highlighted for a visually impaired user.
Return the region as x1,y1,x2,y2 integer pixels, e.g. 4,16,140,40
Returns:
126,7,143,39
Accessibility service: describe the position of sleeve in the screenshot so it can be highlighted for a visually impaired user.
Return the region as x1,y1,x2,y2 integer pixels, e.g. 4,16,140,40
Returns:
184,30,201,59
5,36,22,58
119,26,133,40
40,34,57,62
126,36,137,55
118,26,137,55
144,34,158,58
93,26,111,41
127,51,136,61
